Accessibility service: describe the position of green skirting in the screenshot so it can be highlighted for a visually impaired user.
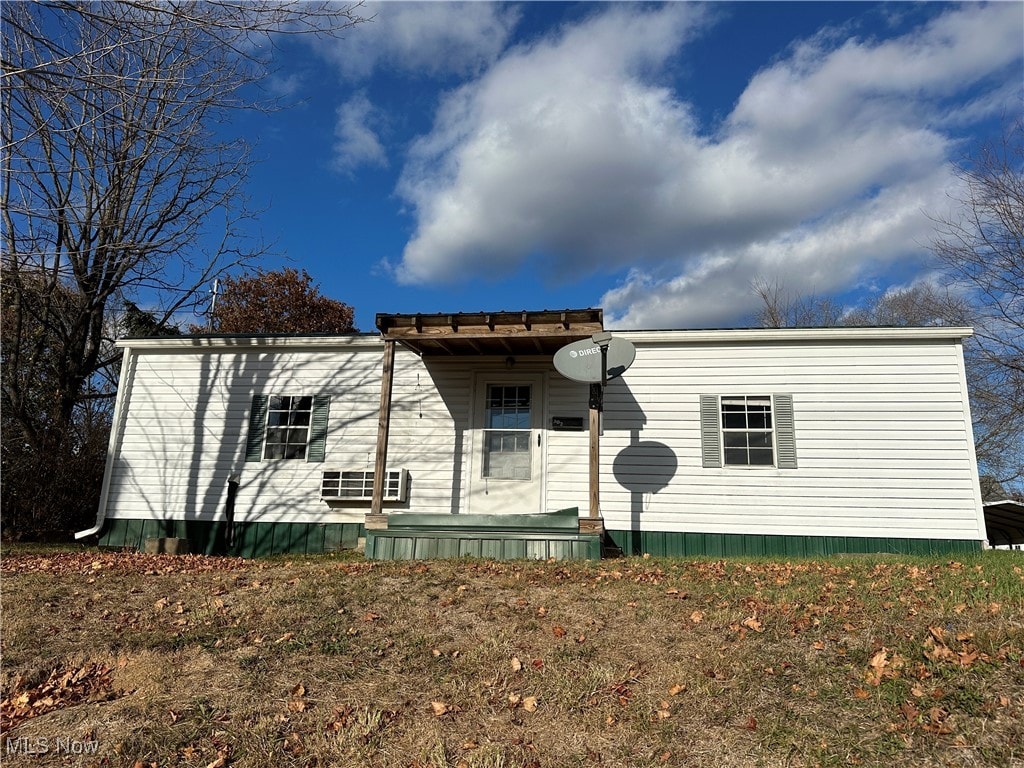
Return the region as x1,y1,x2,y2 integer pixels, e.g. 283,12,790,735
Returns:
97,518,365,558
97,518,982,560
604,530,982,558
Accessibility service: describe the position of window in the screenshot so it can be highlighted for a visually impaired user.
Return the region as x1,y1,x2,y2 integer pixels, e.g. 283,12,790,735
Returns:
482,384,532,480
244,394,330,463
721,396,774,466
700,394,797,469
264,395,313,459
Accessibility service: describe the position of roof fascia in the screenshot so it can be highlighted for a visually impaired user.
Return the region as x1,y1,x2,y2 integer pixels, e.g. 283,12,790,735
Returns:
117,335,384,352
614,327,974,344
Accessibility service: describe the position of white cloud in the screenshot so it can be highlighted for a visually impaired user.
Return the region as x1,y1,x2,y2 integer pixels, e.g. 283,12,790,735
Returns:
602,170,957,328
317,2,520,80
391,2,1023,327
332,93,388,174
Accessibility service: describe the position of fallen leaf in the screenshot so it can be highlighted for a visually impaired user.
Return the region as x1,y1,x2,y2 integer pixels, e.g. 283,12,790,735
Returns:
510,657,522,672
742,616,764,632
689,611,704,624
291,683,305,698
669,684,685,696
552,626,566,638
522,696,538,712
431,701,450,717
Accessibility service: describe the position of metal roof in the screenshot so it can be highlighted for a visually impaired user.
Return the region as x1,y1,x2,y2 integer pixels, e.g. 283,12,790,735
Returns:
983,499,1024,546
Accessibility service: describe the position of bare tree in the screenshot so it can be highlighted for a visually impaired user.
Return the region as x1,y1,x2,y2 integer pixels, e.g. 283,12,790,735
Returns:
841,283,971,327
1,1,366,533
751,278,846,328
931,124,1024,490
751,125,1023,494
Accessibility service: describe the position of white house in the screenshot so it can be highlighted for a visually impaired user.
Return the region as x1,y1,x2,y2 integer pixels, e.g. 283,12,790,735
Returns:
77,309,988,559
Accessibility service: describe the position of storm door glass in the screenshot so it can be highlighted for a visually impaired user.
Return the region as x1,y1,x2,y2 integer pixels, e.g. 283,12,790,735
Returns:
482,385,532,480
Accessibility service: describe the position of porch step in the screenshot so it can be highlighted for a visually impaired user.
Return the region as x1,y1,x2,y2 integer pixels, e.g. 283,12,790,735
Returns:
365,507,601,561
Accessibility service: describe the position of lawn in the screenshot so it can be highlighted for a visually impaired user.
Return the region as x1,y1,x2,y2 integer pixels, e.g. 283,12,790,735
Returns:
1,548,1022,767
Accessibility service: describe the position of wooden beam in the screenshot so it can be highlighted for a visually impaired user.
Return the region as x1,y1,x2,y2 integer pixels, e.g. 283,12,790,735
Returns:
589,403,600,519
370,340,397,517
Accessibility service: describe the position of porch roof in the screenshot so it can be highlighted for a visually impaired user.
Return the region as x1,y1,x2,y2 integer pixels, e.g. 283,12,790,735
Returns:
375,308,604,356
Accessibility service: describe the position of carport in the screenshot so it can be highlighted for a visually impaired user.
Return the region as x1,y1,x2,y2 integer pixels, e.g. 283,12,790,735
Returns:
983,499,1024,548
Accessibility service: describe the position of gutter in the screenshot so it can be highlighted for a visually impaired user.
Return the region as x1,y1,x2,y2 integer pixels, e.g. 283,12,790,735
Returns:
75,344,136,540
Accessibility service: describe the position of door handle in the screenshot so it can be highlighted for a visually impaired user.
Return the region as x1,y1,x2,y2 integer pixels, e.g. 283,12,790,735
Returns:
537,433,541,447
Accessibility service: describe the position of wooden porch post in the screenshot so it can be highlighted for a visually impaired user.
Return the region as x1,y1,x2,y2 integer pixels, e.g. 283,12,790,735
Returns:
370,340,396,520
589,400,600,519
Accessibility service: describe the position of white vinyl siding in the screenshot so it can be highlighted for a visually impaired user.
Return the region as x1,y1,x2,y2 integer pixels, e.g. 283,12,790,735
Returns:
594,335,984,541
100,329,983,543
105,345,384,525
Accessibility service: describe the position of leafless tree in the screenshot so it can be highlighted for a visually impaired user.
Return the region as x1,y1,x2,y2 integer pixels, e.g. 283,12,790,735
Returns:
1,1,366,533
751,126,1023,492
751,278,846,328
931,124,1024,490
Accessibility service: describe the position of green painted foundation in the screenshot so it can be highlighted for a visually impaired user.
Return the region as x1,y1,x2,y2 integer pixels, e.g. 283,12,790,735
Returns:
98,518,365,558
97,517,982,560
605,530,982,558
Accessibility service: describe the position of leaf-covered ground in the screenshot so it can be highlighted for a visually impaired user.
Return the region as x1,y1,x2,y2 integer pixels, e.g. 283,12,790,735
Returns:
1,549,1022,767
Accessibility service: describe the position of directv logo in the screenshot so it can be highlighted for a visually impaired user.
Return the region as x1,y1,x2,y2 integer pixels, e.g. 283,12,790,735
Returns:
568,348,600,359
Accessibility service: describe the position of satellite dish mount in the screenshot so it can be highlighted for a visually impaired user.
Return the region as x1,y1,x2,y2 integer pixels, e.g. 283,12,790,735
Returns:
552,333,637,524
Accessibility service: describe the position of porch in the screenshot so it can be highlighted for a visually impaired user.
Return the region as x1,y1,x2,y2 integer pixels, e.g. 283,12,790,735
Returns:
366,309,607,560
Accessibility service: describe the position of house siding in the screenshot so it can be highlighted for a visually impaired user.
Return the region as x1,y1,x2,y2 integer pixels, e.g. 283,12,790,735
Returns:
96,328,985,556
594,335,985,542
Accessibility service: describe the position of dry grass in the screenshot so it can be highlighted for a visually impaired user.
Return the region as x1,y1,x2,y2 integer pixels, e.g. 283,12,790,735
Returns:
1,548,1022,767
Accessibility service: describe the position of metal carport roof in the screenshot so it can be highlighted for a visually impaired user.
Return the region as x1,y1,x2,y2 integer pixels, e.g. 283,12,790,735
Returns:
983,500,1024,546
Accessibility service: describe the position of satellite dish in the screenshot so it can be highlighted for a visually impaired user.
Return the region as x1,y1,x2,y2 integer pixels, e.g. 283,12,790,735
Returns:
553,336,636,384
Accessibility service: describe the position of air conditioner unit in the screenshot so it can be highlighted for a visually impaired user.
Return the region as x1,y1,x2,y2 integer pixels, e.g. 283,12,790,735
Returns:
321,469,408,502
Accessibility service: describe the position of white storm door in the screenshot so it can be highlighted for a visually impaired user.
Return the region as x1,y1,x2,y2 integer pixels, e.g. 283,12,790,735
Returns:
469,377,544,515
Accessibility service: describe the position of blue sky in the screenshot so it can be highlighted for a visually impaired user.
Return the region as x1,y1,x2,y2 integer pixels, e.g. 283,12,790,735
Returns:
219,1,1023,333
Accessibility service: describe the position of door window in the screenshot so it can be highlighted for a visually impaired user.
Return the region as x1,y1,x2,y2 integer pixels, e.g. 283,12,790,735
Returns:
482,385,532,480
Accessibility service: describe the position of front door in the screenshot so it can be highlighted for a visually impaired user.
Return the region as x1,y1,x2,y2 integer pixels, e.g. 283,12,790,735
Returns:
468,376,544,514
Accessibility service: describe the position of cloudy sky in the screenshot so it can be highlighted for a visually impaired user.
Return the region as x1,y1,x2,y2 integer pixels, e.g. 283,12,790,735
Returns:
234,1,1023,331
